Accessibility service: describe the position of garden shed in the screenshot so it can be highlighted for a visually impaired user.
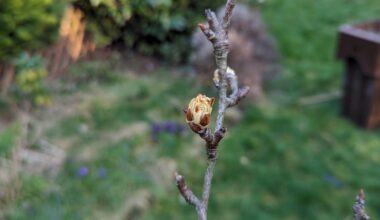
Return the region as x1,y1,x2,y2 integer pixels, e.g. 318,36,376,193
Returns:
337,20,380,128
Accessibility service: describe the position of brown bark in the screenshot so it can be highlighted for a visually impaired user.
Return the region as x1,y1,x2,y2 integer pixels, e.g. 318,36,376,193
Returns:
0,62,15,95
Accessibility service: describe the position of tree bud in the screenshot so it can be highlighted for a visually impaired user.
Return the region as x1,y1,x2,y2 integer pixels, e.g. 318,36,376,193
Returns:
185,94,215,133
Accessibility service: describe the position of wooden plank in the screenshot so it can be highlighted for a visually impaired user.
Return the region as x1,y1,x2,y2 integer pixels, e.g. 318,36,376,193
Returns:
367,80,380,128
348,61,362,123
341,60,354,117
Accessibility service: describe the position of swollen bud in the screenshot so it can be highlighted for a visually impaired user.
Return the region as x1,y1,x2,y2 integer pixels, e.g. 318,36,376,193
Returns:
185,94,214,133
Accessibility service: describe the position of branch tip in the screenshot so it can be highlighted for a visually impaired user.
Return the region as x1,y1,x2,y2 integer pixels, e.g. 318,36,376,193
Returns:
239,86,250,98
223,0,236,30
175,172,201,207
199,23,216,41
205,9,219,32
227,86,250,107
175,172,182,182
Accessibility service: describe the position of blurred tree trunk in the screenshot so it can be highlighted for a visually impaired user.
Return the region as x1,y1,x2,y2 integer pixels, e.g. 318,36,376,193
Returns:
0,62,15,95
42,5,94,78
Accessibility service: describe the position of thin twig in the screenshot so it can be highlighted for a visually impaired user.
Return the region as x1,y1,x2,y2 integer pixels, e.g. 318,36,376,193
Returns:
202,160,216,210
175,173,202,207
224,68,250,107
222,0,235,32
205,10,220,36
175,1,249,219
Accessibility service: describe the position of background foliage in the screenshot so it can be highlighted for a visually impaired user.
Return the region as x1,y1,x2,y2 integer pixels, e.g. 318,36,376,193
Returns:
74,0,225,63
2,0,380,219
0,0,62,61
12,53,51,106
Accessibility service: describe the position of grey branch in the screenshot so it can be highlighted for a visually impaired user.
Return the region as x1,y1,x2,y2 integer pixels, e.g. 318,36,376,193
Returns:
202,160,216,210
222,0,235,31
198,128,215,145
224,67,250,107
353,189,370,220
175,1,248,219
175,173,201,207
199,24,216,41
197,127,226,160
228,86,250,107
205,9,220,36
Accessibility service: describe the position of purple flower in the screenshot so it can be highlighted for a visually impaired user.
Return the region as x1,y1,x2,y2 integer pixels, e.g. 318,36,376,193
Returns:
151,122,161,133
77,166,89,177
150,122,162,141
97,167,107,178
177,124,186,134
163,121,178,134
150,121,187,141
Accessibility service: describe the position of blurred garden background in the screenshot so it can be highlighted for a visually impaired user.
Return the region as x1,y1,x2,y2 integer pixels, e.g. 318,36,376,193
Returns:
1,0,380,219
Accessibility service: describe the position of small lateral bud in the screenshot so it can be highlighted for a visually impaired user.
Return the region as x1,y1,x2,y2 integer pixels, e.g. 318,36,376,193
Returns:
213,69,220,88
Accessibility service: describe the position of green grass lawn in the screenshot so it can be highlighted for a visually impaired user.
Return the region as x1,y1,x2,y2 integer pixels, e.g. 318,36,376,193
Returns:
2,0,380,219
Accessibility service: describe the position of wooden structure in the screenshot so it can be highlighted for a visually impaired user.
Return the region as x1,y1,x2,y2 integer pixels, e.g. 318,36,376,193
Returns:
337,20,380,128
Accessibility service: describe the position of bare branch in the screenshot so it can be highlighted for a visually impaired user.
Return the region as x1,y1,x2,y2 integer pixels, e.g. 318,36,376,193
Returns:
226,68,239,97
202,160,216,210
223,0,236,31
353,189,370,220
198,128,214,144
205,9,220,33
215,94,228,131
176,1,247,219
199,24,216,41
175,173,202,207
195,127,226,160
213,127,226,145
206,127,226,160
223,67,250,106
228,86,250,107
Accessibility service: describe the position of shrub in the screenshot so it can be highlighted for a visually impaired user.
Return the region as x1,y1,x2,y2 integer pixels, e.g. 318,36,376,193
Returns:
12,53,51,106
74,0,225,63
0,0,63,61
